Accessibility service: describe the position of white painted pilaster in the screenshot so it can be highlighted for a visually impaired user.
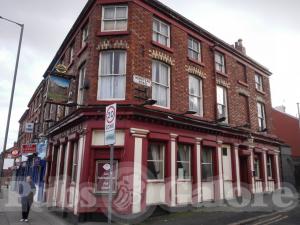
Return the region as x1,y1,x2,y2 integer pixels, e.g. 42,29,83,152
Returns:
196,138,202,203
234,144,241,197
130,128,149,214
274,154,281,189
170,133,178,207
53,144,63,205
61,141,71,208
74,135,85,215
262,151,268,192
217,141,224,200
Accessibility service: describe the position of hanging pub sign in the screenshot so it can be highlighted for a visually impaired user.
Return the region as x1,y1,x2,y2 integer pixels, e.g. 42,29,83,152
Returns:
45,75,71,104
24,122,34,133
21,144,37,154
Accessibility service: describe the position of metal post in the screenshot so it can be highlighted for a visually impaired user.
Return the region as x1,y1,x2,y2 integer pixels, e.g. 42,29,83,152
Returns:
108,144,114,224
297,103,300,127
0,17,24,191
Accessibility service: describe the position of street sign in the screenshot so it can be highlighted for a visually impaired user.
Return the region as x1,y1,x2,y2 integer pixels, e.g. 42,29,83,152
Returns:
24,123,34,133
21,144,37,154
105,104,117,145
133,75,152,87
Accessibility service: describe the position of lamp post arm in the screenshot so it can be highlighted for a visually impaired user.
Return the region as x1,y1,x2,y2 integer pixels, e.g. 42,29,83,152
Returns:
2,24,24,153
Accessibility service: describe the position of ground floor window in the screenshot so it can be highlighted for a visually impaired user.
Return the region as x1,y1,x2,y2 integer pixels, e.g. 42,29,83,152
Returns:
177,144,191,180
267,155,273,178
202,147,214,181
254,157,260,179
70,141,78,183
95,160,118,193
147,142,165,181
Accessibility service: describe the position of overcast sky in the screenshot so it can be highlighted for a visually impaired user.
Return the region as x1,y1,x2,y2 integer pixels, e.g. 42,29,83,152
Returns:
1,0,300,157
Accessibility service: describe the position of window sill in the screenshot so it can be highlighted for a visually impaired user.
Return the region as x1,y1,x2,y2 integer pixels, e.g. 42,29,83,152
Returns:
97,30,130,36
216,71,228,78
238,80,248,87
77,44,88,57
147,180,165,183
151,41,174,53
177,179,192,182
256,89,266,95
187,57,205,67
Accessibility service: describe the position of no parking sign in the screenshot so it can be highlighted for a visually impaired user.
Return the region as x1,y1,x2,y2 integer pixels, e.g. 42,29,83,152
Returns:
105,103,117,145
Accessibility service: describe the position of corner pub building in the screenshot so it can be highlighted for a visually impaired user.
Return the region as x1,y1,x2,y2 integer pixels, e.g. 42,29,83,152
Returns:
41,0,282,218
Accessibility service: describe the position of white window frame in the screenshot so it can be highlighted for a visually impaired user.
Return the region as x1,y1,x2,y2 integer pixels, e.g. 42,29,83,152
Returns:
69,44,74,63
188,37,201,61
201,147,213,182
152,18,170,47
97,50,127,101
257,102,266,131
267,156,273,178
147,143,165,182
101,5,128,32
81,24,89,47
255,73,264,91
152,60,170,109
177,144,191,181
254,157,260,179
189,74,203,116
217,85,228,123
77,64,86,105
215,51,226,73
94,160,118,194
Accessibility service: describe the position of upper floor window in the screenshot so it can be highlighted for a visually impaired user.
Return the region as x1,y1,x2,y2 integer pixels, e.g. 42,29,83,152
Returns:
257,102,266,131
69,43,74,63
215,51,226,74
81,23,89,47
217,85,228,123
152,18,170,47
152,60,170,108
102,5,128,32
147,142,165,181
255,73,264,91
202,147,213,181
98,50,126,100
188,37,201,61
77,64,86,105
189,75,203,116
177,144,191,180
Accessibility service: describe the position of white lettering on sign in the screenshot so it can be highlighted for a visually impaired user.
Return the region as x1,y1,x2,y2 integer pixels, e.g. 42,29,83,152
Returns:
105,104,117,145
133,75,152,87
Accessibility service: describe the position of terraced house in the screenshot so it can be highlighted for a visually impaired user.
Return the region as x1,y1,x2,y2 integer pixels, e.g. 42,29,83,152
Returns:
18,0,282,219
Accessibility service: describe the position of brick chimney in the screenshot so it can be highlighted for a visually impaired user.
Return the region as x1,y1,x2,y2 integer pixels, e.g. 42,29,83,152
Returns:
234,39,246,55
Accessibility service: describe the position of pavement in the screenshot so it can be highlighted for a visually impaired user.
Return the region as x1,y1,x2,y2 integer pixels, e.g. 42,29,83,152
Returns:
0,186,299,225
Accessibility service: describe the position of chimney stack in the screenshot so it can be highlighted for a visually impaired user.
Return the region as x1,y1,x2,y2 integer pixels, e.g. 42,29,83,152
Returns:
275,105,286,113
234,38,246,55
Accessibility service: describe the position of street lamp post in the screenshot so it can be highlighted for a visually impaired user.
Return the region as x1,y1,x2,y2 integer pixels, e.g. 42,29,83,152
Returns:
0,16,24,191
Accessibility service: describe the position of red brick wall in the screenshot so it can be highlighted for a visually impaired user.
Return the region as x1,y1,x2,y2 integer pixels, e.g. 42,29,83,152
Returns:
48,0,275,135
272,109,300,157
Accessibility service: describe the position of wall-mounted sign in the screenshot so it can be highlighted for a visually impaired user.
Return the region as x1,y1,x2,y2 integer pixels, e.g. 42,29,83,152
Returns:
24,122,34,133
105,103,117,145
46,75,71,104
55,64,67,74
133,75,152,87
37,141,47,159
95,160,118,193
21,144,37,154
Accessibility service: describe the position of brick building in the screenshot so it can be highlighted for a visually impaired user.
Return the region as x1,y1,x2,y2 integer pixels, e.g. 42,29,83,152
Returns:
16,0,283,219
272,107,300,188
